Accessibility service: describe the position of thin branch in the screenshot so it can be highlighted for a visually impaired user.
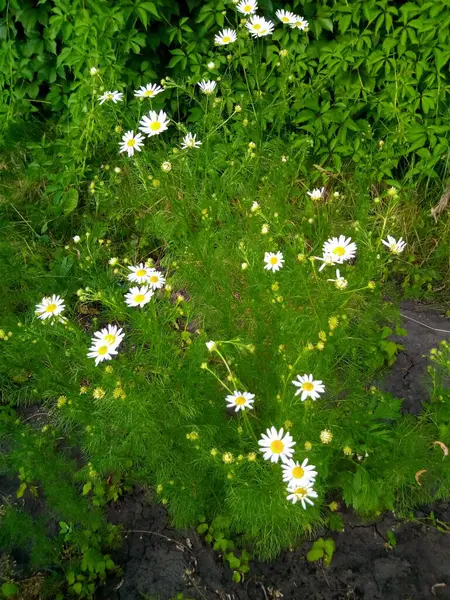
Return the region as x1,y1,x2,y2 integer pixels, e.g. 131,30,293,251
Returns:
400,313,450,334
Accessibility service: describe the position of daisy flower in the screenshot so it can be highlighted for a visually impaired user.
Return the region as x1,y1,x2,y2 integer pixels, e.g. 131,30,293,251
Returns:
292,374,325,401
314,253,337,272
327,269,348,290
258,427,295,463
98,91,123,105
147,269,166,290
215,29,237,45
198,80,217,95
124,286,154,308
246,15,274,37
206,340,217,352
236,0,258,15
264,251,284,273
225,391,255,413
92,325,124,349
320,429,333,444
282,458,317,485
276,9,297,24
181,133,202,150
307,187,325,201
291,16,308,30
134,83,164,99
139,110,170,137
161,161,172,172
286,482,318,508
382,236,407,255
87,342,118,366
35,295,65,321
322,235,357,264
119,130,145,157
127,263,153,284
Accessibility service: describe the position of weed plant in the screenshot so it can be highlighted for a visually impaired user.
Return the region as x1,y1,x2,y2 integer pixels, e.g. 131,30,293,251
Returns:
0,2,450,593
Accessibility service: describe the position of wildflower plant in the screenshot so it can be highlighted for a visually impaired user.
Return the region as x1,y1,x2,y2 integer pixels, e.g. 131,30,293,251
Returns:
0,0,450,571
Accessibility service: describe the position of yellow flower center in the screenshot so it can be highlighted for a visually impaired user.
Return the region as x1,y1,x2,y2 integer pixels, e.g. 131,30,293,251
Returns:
294,487,307,497
292,466,305,479
223,36,231,43
150,121,162,131
295,21,302,27
104,334,116,345
136,269,147,277
106,94,113,100
270,256,278,265
270,439,284,454
244,5,251,11
127,139,136,147
235,396,246,406
282,17,289,22
98,345,108,355
302,382,314,391
45,303,57,313
144,90,154,97
150,275,159,283
134,294,145,303
253,23,261,30
333,246,345,256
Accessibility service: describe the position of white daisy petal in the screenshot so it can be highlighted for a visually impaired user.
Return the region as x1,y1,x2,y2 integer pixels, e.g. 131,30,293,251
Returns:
124,285,154,308
258,427,295,464
225,390,255,413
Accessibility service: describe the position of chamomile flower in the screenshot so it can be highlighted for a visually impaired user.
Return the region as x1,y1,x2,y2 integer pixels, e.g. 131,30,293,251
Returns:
286,482,318,508
98,91,123,104
327,269,348,289
225,391,255,412
147,269,166,290
127,263,153,284
119,130,145,157
161,161,172,172
134,83,164,99
314,253,337,272
73,235,81,243
281,458,317,485
320,429,333,444
92,325,124,349
382,236,407,255
258,427,295,463
181,133,202,150
198,80,217,95
139,110,170,137
236,0,258,15
291,16,308,30
292,374,325,401
276,9,296,24
124,286,154,308
206,340,217,352
215,29,237,45
246,15,274,37
307,187,325,201
87,342,118,366
35,295,65,321
264,251,284,273
322,235,357,264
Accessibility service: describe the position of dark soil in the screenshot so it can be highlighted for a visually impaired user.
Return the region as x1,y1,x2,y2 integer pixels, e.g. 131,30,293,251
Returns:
98,302,450,600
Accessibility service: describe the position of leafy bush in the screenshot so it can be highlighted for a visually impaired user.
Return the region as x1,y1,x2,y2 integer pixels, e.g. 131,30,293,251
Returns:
2,0,450,180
